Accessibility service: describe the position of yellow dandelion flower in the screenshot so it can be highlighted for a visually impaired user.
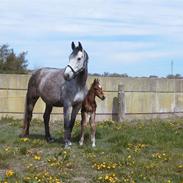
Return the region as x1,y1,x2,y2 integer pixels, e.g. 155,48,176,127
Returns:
178,165,183,168
34,155,41,160
21,138,29,142
112,164,116,168
105,175,109,180
5,147,10,152
24,176,31,180
127,155,131,159
6,169,14,177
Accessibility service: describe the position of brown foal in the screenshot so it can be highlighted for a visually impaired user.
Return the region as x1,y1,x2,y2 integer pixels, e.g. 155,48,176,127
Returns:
79,79,105,147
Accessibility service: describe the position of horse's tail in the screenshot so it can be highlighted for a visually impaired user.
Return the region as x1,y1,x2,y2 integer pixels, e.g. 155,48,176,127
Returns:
22,73,38,129
22,92,28,129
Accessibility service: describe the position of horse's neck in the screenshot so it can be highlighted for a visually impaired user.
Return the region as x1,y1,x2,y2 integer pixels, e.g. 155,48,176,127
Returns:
76,67,88,88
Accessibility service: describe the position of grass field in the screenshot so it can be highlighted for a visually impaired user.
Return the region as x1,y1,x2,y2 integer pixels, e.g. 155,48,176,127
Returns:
0,117,183,183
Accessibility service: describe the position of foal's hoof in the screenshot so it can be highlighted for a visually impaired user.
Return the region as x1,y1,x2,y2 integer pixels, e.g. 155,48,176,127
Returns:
46,137,55,143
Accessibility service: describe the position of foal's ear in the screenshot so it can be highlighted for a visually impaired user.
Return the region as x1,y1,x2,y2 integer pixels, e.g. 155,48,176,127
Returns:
78,42,83,51
71,42,76,50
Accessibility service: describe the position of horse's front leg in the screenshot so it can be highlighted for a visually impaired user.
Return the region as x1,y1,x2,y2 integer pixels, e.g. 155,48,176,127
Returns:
63,105,72,147
43,104,53,143
90,113,96,147
70,104,81,132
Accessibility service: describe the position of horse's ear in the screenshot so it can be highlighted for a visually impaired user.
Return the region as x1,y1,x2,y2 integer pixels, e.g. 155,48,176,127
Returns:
78,42,83,51
71,42,76,50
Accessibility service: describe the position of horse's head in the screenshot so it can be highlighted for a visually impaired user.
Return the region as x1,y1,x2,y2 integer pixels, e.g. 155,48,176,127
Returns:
92,79,105,100
64,42,88,81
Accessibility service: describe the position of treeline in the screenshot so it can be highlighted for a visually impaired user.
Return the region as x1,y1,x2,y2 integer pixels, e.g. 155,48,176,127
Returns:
89,72,129,77
90,73,183,79
0,44,182,78
0,44,28,74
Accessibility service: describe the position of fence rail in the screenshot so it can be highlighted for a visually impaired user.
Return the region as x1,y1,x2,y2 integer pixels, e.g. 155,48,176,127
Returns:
1,74,183,121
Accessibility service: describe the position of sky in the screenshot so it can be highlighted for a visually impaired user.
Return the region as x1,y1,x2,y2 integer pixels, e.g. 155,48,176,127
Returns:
0,0,183,77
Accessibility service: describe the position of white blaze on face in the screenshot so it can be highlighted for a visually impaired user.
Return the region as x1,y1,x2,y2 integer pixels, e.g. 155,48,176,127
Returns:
98,84,102,89
64,51,84,80
69,51,84,72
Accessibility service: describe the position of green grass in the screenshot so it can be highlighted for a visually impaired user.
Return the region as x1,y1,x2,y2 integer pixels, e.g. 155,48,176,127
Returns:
0,117,182,183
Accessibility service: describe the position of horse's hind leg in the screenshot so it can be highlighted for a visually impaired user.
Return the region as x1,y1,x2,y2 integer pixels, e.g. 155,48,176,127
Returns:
90,113,96,147
43,104,53,143
20,91,39,137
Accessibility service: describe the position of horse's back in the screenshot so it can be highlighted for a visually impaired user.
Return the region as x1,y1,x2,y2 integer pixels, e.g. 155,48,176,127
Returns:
28,68,65,105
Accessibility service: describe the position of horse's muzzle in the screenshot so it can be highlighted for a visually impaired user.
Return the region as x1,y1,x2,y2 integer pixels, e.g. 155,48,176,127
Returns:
64,72,70,80
102,96,106,100
64,66,74,81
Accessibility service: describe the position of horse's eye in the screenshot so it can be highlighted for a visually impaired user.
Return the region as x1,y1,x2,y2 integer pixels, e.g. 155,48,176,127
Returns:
77,57,81,61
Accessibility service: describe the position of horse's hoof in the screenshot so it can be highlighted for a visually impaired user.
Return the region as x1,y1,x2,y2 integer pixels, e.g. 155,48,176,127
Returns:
64,144,71,149
46,137,55,143
92,144,96,148
64,141,72,148
79,141,83,146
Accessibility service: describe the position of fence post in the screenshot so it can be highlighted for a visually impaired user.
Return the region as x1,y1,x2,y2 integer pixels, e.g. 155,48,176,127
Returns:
118,84,125,122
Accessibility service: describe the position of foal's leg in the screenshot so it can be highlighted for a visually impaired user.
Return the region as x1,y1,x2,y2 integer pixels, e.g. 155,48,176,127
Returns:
20,93,39,137
79,112,87,146
43,104,53,143
63,105,72,147
90,113,96,147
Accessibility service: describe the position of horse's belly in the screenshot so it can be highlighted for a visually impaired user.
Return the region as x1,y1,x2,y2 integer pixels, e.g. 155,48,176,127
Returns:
41,96,63,107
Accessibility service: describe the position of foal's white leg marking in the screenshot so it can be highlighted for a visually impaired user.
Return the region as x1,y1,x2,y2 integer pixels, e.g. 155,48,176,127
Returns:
79,137,84,146
91,136,96,148
90,112,96,148
79,112,88,146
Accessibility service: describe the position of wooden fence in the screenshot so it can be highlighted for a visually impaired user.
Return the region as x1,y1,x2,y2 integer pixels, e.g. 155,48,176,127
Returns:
0,74,183,121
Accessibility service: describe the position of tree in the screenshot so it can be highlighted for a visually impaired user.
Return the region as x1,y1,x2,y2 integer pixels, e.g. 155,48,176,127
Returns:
0,44,28,74
166,74,183,79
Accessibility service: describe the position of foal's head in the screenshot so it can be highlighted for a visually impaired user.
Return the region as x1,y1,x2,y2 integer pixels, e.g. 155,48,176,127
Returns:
91,79,105,100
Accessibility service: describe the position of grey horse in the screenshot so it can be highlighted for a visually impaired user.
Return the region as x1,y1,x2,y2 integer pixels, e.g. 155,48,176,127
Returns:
20,42,89,147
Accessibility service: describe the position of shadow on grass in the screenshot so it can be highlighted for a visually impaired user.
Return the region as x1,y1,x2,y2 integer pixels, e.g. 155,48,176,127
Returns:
28,133,64,145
